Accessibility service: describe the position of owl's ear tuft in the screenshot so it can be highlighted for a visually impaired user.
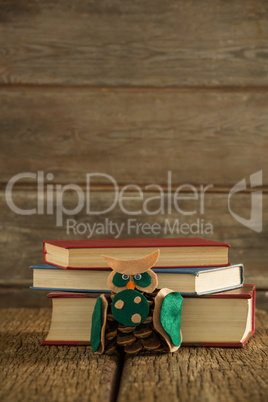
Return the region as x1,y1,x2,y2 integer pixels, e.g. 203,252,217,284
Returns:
102,249,160,275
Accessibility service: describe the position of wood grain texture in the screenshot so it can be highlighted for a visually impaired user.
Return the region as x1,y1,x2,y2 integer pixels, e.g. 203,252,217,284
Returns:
0,0,268,86
256,291,268,311
0,308,121,402
117,310,268,402
0,190,267,287
0,89,268,185
0,287,51,308
0,308,267,402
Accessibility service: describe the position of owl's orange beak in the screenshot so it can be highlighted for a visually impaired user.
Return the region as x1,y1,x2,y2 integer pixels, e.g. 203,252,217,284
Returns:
126,281,135,290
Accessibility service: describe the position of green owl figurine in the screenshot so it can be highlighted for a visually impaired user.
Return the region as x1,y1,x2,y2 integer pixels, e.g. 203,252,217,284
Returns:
90,249,183,354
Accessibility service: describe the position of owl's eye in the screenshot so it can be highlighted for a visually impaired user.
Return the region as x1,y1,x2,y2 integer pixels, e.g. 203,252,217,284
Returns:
112,272,130,287
133,272,152,288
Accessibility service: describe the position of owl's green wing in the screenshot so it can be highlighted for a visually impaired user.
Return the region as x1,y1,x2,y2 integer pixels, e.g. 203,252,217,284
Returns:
160,292,183,347
153,289,183,352
90,295,108,353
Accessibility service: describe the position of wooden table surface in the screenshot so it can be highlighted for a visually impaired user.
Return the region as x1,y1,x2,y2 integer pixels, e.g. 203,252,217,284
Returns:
0,308,267,402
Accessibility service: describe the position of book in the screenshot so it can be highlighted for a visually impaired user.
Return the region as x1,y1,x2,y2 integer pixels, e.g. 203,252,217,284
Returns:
43,238,230,269
41,284,255,347
31,263,243,296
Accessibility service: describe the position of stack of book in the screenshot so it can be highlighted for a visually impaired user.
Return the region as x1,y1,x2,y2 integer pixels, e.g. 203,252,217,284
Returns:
31,238,255,347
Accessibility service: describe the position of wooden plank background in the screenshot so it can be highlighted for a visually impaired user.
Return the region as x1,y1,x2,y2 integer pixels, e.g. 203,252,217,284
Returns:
0,0,267,308
0,89,268,185
0,0,268,87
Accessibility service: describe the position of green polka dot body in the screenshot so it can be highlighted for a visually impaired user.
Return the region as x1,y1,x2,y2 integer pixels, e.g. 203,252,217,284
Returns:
111,289,149,327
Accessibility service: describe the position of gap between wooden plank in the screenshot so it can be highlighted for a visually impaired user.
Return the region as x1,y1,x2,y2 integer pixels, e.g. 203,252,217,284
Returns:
1,183,267,194
1,84,268,93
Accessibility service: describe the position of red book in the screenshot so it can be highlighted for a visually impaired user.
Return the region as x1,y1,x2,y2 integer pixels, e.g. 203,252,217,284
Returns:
41,284,254,347
43,237,230,269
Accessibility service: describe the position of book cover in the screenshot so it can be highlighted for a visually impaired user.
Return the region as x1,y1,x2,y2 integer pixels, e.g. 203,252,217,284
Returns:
44,238,230,249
